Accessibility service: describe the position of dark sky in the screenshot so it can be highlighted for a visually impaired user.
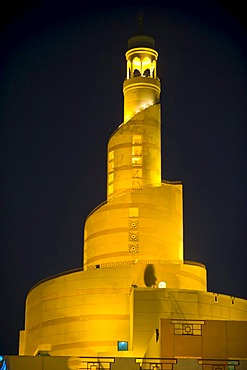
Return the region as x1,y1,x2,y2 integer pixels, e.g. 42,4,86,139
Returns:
1,0,247,355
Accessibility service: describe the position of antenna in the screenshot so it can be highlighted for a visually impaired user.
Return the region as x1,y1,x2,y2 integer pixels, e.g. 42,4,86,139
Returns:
138,11,144,33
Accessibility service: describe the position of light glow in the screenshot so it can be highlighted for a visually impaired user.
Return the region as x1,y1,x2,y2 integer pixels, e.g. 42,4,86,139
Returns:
133,57,141,67
0,356,7,370
158,281,167,288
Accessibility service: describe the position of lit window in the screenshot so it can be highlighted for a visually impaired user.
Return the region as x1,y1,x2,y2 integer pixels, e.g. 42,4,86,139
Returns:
132,135,142,145
133,57,141,67
108,150,114,172
108,172,114,183
132,146,142,156
109,162,114,171
142,56,151,67
132,57,141,77
129,207,139,217
117,341,128,351
109,150,114,161
108,184,113,194
132,157,142,166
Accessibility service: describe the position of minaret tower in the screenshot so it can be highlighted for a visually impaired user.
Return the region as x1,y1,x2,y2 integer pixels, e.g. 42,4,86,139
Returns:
21,29,247,360
123,33,160,122
83,29,206,293
107,32,161,200
123,14,160,121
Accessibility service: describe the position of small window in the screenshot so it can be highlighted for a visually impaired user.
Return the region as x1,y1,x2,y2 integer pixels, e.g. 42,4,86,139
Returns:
132,135,142,145
214,295,218,303
117,341,128,351
132,157,142,166
108,150,114,172
109,151,114,161
108,184,113,194
109,163,114,171
129,207,139,217
132,146,142,156
108,172,114,183
132,57,141,77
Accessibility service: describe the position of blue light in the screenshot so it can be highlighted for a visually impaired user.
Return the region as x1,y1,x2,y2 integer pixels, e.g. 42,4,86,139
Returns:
117,341,128,351
0,356,7,370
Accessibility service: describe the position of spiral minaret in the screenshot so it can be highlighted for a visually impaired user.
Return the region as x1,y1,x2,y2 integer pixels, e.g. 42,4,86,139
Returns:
19,31,247,360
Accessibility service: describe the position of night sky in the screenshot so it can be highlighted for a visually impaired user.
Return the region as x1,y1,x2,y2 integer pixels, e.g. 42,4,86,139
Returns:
1,0,247,355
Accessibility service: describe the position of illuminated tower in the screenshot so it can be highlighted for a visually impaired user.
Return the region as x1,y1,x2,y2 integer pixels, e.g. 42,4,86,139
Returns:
84,33,189,272
19,31,247,360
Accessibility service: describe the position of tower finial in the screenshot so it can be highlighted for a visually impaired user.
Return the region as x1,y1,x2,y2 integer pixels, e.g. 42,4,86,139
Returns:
138,11,144,34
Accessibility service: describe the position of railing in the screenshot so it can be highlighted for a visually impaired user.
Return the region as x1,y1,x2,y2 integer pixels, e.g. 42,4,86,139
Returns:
184,260,206,269
28,259,206,291
87,259,206,270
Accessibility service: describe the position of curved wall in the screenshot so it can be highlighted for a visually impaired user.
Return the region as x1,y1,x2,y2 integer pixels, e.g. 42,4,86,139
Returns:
20,267,245,357
107,104,161,199
123,77,161,122
84,182,183,269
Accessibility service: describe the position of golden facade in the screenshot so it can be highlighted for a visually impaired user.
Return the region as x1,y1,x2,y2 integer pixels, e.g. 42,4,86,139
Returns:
19,32,247,362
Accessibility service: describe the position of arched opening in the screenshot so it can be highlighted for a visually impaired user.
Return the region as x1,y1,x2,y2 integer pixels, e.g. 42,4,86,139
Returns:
133,69,141,77
143,69,150,77
142,57,151,76
153,60,157,78
126,60,131,79
132,57,141,77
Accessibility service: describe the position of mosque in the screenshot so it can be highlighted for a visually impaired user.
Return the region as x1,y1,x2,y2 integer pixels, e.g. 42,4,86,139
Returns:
15,29,247,368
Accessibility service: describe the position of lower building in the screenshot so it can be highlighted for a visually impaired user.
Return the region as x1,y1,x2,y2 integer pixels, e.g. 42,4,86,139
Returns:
2,355,247,370
19,268,247,358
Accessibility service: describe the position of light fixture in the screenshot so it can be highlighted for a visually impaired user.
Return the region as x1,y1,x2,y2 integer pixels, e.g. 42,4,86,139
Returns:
158,281,166,288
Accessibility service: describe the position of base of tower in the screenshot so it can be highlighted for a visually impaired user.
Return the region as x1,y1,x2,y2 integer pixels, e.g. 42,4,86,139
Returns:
19,265,246,357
